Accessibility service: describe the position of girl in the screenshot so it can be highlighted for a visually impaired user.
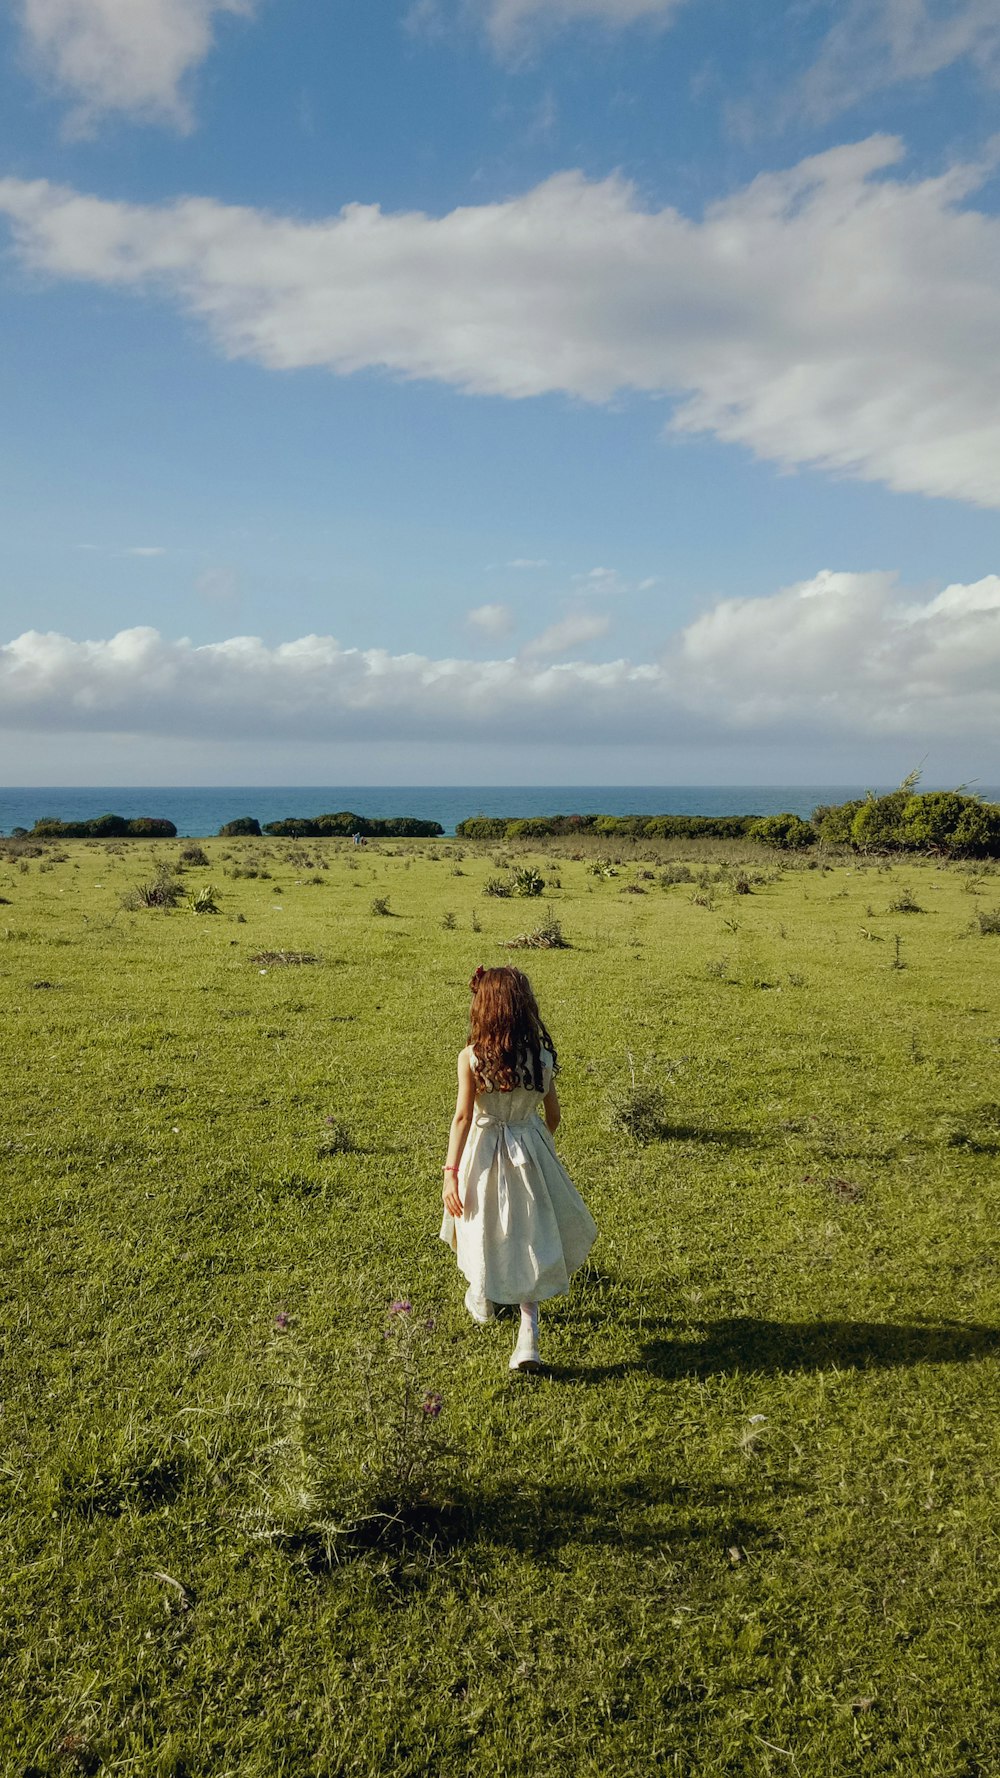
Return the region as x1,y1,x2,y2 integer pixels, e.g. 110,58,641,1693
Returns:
440,965,597,1373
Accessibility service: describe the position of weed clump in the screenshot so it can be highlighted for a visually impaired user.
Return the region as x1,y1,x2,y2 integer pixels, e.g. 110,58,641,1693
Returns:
318,1118,355,1156
370,897,392,917
250,1298,456,1566
251,950,319,966
179,844,209,868
482,876,512,898
888,888,924,913
608,1081,670,1145
971,907,1000,935
504,911,569,950
511,865,545,897
119,866,184,911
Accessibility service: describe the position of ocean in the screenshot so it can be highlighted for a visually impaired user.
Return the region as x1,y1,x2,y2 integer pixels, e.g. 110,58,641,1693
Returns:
0,784,957,839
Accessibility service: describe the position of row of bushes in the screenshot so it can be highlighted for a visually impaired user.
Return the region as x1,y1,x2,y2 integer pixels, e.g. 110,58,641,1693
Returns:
455,813,762,840
19,814,178,839
222,811,445,839
456,792,1000,856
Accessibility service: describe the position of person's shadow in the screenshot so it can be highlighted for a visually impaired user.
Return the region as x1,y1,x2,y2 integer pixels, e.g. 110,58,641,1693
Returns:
552,1316,1000,1383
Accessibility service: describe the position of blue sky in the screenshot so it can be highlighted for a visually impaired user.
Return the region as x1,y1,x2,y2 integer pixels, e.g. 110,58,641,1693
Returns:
1,0,999,786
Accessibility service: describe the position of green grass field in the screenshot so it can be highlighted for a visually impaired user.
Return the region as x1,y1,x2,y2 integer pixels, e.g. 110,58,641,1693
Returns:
2,832,999,1777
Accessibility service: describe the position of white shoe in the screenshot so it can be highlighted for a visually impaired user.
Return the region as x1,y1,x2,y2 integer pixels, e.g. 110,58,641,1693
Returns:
464,1286,495,1324
509,1325,542,1372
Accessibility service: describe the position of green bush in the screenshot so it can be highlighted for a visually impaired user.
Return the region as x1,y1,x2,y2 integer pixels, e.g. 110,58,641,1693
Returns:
30,813,178,839
454,818,510,839
952,802,1000,859
812,800,864,845
851,792,910,852
218,817,261,837
747,813,815,850
264,812,443,838
511,866,545,897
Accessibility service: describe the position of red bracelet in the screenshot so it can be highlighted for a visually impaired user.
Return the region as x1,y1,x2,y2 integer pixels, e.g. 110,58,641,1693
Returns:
443,1165,458,1174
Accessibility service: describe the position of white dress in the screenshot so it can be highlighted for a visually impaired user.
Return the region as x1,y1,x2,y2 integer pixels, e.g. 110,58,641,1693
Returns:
439,1047,597,1304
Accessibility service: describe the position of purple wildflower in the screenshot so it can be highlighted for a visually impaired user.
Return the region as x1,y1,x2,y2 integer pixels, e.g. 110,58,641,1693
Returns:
421,1392,443,1418
274,1311,290,1331
388,1299,412,1317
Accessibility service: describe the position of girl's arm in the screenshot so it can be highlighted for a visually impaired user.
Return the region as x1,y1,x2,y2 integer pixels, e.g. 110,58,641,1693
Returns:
542,1082,561,1135
442,1047,476,1218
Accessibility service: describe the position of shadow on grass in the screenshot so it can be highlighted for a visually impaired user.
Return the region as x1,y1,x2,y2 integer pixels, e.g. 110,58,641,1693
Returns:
268,1475,776,1575
657,1123,758,1148
565,1318,1000,1382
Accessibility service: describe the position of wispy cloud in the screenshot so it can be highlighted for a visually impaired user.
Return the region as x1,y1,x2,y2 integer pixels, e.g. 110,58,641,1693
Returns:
471,0,690,53
12,0,257,132
520,611,611,657
794,0,1000,126
2,572,999,750
468,601,516,635
4,140,999,507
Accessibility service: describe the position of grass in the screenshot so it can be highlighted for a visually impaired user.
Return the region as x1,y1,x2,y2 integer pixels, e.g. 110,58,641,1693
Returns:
1,833,999,1775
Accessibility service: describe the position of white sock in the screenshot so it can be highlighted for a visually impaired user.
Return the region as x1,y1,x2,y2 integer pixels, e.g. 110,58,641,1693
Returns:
519,1302,539,1337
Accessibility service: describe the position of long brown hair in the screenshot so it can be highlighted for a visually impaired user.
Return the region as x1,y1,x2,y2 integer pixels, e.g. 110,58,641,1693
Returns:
468,966,557,1093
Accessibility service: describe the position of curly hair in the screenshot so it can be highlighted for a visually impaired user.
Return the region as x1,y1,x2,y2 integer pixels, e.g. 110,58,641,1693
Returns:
468,966,557,1093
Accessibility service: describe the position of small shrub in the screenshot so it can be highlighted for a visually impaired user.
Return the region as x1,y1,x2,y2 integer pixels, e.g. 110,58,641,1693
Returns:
190,884,221,914
370,897,392,917
505,911,569,949
119,867,184,911
660,863,693,887
482,877,512,899
318,1118,355,1156
470,911,482,933
887,888,924,914
972,907,1000,935
441,911,457,930
179,845,210,867
704,957,730,980
251,1299,454,1563
608,1081,669,1145
511,866,545,898
732,871,752,895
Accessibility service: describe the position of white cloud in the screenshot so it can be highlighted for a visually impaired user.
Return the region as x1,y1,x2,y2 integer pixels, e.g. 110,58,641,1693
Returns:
3,140,1000,507
478,0,688,51
797,0,1000,124
507,558,549,569
573,566,625,594
4,569,995,753
521,611,611,657
126,545,167,557
13,0,256,131
468,601,515,635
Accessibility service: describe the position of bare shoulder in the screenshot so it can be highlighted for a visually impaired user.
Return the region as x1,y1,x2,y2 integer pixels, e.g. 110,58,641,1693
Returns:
457,1044,475,1074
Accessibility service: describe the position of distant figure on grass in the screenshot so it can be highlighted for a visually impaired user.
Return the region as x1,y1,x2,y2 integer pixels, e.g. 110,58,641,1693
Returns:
440,965,597,1373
